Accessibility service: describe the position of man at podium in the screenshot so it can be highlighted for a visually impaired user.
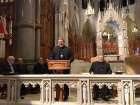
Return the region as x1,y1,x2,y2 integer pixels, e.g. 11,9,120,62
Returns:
49,37,74,101
49,37,74,74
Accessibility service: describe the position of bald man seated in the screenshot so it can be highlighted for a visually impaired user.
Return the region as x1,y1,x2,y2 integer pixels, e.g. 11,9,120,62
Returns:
89,55,112,101
89,55,112,74
2,56,16,74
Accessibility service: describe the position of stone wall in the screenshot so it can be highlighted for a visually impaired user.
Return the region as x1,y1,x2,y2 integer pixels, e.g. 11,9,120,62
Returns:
135,0,140,31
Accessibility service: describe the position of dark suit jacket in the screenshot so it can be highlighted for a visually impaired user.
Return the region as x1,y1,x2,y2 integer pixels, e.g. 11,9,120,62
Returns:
89,61,112,74
49,46,74,74
15,64,28,74
33,63,49,74
2,62,17,74
50,46,74,63
0,58,5,74
0,64,2,74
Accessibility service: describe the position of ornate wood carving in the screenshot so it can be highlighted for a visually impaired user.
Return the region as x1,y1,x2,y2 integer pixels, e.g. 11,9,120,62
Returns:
40,0,54,58
47,60,70,70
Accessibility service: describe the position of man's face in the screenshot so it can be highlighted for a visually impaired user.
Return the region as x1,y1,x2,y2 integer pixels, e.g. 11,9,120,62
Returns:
10,58,15,64
8,56,15,64
17,58,23,64
58,39,64,47
39,58,44,64
98,55,104,62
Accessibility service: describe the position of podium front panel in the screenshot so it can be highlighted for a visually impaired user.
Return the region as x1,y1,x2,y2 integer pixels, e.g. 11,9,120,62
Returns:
47,60,70,70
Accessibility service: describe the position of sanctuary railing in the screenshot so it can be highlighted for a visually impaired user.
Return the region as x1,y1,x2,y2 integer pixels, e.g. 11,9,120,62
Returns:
0,74,140,105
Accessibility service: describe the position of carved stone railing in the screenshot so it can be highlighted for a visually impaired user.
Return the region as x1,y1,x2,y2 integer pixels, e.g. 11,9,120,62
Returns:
0,74,140,105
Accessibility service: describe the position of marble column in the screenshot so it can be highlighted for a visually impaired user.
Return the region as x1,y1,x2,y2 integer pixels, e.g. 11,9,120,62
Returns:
96,31,103,55
13,0,36,60
62,0,69,46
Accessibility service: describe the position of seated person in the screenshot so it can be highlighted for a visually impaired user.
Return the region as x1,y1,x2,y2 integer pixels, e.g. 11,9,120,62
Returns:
31,58,49,94
89,55,112,74
15,58,29,98
89,55,112,101
33,57,48,74
2,56,16,74
15,58,28,74
0,58,5,74
44,59,52,74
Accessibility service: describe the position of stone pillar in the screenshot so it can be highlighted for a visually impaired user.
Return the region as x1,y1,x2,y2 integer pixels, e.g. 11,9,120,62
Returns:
117,21,129,60
62,0,69,46
96,31,103,55
13,0,36,60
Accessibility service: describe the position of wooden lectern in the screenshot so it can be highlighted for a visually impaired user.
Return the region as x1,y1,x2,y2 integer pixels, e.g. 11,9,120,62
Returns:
47,60,70,74
47,60,70,101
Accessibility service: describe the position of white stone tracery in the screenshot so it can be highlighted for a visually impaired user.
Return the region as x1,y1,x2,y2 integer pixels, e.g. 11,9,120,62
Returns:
96,2,129,60
0,75,138,105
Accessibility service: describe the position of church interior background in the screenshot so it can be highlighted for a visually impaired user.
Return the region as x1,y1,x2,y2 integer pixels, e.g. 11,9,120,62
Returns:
1,0,140,104
0,0,140,65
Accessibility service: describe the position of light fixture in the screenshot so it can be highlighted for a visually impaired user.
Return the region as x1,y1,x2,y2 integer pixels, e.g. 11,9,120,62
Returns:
85,0,94,16
132,27,138,33
103,32,107,36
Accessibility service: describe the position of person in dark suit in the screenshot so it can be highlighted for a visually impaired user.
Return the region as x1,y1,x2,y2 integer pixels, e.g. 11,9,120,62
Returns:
89,56,112,74
16,58,28,74
44,59,52,74
33,57,48,74
0,58,5,74
15,58,29,98
2,56,16,74
49,37,74,74
89,55,112,101
0,56,16,99
31,57,49,94
49,37,74,101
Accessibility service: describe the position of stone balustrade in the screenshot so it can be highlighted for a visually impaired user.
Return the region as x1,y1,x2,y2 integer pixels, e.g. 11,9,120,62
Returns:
0,74,140,105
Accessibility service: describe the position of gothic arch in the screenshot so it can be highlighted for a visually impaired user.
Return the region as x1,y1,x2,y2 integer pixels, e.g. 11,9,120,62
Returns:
70,14,79,35
96,3,129,60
